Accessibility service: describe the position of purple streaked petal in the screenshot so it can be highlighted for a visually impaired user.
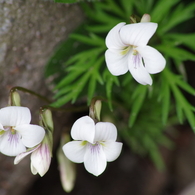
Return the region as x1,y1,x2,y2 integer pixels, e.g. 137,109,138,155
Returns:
14,144,40,164
0,131,26,156
30,143,51,177
105,22,126,49
94,122,117,142
128,53,152,85
62,141,87,163
71,116,95,144
120,22,157,47
84,143,107,176
0,106,31,127
137,45,166,74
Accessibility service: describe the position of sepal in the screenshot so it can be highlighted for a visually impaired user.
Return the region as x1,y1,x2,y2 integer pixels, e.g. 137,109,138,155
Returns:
8,90,21,106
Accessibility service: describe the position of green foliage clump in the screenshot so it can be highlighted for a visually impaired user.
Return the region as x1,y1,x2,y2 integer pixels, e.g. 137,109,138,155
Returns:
46,0,195,168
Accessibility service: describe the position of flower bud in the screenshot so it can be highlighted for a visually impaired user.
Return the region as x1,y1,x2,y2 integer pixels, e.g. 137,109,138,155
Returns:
140,14,151,23
94,100,102,121
40,108,54,133
9,90,21,106
39,108,54,154
57,134,76,192
30,136,52,177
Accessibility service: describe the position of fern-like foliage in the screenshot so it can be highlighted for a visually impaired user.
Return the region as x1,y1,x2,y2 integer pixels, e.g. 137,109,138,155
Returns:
46,0,195,168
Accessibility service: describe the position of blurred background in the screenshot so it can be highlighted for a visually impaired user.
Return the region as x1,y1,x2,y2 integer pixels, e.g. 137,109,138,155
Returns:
0,0,195,195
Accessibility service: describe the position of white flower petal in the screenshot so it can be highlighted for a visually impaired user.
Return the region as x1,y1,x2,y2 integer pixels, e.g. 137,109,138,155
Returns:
94,122,117,142
0,106,31,127
0,123,4,130
62,141,87,163
105,49,129,76
137,46,166,74
84,143,107,176
102,141,123,162
0,131,26,156
14,145,40,164
120,22,157,46
105,22,126,49
31,163,38,175
15,124,45,148
30,144,51,177
128,53,152,85
71,116,95,143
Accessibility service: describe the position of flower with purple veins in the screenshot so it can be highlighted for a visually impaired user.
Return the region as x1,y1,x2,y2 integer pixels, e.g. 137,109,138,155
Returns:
62,116,123,176
105,20,166,85
0,106,45,156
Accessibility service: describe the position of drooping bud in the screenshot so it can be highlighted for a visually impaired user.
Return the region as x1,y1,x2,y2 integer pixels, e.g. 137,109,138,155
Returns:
40,108,54,133
39,108,54,154
57,133,76,193
8,90,21,106
30,136,52,177
94,100,102,121
89,98,102,122
26,108,54,176
14,133,52,177
140,14,151,23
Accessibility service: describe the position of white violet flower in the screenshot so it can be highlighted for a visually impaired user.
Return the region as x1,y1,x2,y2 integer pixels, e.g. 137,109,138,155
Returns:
0,106,45,156
105,22,166,85
62,116,123,176
14,141,51,177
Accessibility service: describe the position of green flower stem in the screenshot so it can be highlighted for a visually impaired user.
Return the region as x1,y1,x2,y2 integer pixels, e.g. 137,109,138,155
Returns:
10,86,88,113
40,105,88,113
10,86,51,104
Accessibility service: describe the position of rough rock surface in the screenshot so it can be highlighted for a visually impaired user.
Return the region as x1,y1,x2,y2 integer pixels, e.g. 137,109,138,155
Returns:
0,1,83,195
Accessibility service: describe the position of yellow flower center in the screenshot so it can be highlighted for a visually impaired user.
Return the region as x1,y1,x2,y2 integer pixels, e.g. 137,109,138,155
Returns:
80,141,88,146
11,127,16,134
120,46,131,55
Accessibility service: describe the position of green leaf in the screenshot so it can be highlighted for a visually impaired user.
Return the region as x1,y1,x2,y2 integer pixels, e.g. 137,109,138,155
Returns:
128,85,148,127
164,68,195,130
176,77,195,96
66,48,103,66
87,57,104,104
54,86,72,99
88,76,97,105
50,92,74,107
93,0,125,19
151,0,180,23
164,33,195,51
156,44,195,61
81,3,122,25
103,69,119,110
160,79,170,125
70,33,105,47
134,0,154,14
160,2,195,33
55,71,84,90
85,25,115,34
174,86,195,130
120,0,134,16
